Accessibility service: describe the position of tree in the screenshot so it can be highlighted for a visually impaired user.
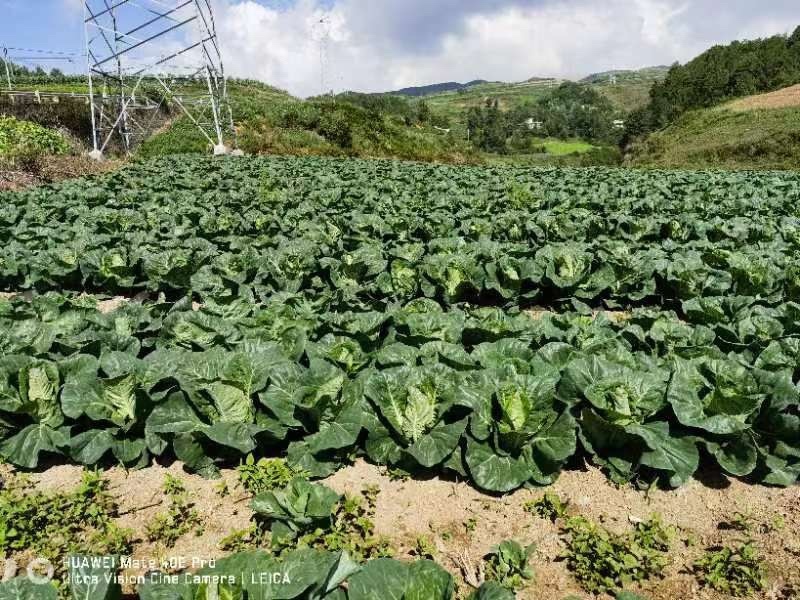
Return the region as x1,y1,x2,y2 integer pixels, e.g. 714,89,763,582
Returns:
789,25,800,48
465,100,507,153
630,28,800,140
416,101,431,124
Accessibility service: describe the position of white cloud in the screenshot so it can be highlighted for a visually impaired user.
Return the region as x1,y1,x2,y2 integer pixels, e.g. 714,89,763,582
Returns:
209,0,799,97
736,17,795,41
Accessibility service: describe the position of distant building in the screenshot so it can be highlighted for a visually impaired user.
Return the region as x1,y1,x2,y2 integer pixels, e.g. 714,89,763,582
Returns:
525,118,543,131
613,119,626,129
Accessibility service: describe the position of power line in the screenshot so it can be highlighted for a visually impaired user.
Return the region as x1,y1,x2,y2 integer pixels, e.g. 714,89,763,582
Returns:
1,47,81,57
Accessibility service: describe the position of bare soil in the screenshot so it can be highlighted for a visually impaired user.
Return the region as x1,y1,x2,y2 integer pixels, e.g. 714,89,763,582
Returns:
16,459,800,600
0,154,122,191
727,84,800,112
0,168,40,191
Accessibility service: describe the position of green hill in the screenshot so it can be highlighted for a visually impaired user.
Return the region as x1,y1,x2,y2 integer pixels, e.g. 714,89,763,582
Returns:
584,67,670,113
388,80,493,97
0,77,476,164
627,27,800,140
421,69,667,140
140,81,477,163
628,93,800,170
580,66,670,84
423,79,562,131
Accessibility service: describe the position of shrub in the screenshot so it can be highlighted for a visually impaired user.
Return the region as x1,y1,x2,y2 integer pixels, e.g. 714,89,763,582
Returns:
0,115,70,164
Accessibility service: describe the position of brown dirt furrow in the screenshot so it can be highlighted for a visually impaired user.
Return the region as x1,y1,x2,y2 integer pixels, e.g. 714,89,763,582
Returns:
15,459,800,600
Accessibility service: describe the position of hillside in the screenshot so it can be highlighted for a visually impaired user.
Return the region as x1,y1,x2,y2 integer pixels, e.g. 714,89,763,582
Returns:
580,66,670,85
421,70,665,140
389,79,492,97
0,79,293,154
629,85,800,170
726,83,800,111
0,77,479,165
584,67,670,112
422,80,559,134
628,27,800,138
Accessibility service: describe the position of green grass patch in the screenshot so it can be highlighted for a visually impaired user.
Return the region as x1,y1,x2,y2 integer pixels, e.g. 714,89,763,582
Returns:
145,475,203,548
484,540,536,591
536,138,596,156
630,105,800,170
524,492,570,522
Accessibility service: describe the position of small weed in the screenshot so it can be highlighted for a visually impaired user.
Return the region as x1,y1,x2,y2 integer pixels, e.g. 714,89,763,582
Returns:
693,541,766,596
237,455,306,495
386,467,411,482
524,492,570,522
215,480,230,498
145,475,203,548
769,515,786,532
561,515,673,594
411,535,437,560
682,529,699,547
484,539,536,591
220,526,260,553
723,511,755,533
615,593,649,600
0,471,132,597
464,517,479,534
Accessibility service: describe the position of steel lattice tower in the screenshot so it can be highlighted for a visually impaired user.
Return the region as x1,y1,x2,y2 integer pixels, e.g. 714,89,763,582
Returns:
83,0,234,157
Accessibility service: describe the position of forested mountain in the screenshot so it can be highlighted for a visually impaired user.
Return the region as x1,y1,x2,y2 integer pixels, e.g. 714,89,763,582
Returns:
626,26,800,138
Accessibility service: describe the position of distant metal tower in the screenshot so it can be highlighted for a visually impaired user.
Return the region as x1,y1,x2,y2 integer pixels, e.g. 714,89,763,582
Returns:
83,0,233,157
313,16,333,97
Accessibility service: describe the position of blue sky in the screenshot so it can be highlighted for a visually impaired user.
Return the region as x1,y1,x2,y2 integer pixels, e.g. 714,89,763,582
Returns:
0,1,84,63
2,1,799,96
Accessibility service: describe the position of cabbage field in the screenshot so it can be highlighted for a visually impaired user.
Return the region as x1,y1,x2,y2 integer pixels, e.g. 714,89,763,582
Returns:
0,156,798,598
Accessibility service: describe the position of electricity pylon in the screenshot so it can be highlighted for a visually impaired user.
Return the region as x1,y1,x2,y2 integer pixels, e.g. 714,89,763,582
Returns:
83,0,234,157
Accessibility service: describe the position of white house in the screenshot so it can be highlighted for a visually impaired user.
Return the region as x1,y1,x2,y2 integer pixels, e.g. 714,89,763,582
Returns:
524,118,543,131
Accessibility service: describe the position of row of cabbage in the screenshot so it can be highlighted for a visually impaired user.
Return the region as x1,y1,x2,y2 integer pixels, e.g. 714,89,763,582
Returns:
1,293,797,490
0,157,798,308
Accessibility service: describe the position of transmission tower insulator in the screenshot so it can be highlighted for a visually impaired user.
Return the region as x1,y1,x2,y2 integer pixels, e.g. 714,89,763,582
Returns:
83,0,234,156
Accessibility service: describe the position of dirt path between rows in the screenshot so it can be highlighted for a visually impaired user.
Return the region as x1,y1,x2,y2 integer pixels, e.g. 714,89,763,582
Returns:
0,155,124,192
21,459,800,600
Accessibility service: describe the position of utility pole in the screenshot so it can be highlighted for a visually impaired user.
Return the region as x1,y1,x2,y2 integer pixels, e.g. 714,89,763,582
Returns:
1,48,12,91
